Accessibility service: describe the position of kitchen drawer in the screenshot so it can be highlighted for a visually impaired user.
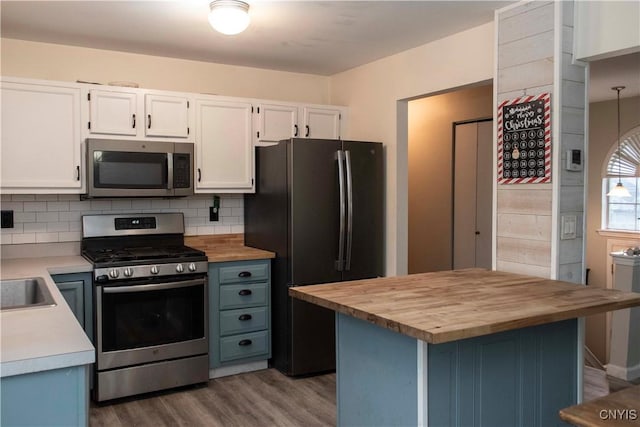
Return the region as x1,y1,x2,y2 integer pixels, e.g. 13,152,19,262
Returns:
219,282,268,309
219,263,269,284
220,306,268,336
220,330,269,362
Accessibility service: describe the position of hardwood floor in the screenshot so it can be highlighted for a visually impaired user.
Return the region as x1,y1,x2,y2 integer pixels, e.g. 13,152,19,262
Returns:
90,369,336,427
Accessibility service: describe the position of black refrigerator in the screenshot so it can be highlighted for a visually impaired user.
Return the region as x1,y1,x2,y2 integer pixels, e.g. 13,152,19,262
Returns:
245,138,384,376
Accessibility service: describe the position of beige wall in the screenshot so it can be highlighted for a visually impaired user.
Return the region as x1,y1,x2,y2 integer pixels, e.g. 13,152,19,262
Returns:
329,22,495,275
408,85,493,274
585,95,640,363
0,38,330,104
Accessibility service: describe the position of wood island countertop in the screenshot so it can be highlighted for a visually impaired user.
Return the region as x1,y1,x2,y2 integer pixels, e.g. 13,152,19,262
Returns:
185,234,275,262
559,384,640,426
289,269,640,344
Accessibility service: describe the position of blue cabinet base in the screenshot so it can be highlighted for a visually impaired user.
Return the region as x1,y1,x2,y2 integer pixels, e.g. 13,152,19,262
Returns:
336,314,577,427
1,365,89,426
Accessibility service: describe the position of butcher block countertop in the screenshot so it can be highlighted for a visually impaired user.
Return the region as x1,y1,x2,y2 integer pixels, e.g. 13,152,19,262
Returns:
289,269,640,344
185,234,275,262
559,385,640,426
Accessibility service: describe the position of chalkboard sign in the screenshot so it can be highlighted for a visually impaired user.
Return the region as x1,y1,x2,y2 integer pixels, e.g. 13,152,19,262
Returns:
497,93,551,184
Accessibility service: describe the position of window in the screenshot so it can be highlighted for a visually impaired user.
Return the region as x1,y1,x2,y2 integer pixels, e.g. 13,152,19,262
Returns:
603,126,640,231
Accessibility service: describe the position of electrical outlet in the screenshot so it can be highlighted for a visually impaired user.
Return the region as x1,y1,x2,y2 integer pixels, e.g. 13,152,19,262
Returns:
1,210,14,228
209,206,219,222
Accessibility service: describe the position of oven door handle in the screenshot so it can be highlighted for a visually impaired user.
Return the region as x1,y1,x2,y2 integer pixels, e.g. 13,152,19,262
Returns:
102,279,203,294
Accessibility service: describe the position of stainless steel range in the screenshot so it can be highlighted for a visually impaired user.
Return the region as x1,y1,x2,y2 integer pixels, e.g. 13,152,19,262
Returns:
82,213,209,402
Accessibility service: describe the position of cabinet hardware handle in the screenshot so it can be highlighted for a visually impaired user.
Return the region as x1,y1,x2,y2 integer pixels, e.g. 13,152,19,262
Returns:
238,289,252,296
197,168,201,182
294,124,299,137
76,165,80,181
238,339,252,346
238,271,252,278
239,314,252,321
305,125,310,137
132,114,136,128
147,114,151,129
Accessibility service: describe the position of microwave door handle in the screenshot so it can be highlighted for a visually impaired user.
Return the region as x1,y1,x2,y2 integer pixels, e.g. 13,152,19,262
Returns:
167,153,173,190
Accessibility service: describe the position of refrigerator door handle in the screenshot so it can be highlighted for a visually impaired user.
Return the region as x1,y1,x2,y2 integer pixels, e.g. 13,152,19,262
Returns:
345,150,353,271
335,150,346,271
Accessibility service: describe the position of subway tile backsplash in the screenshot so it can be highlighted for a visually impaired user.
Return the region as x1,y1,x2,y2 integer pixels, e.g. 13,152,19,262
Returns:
0,194,244,245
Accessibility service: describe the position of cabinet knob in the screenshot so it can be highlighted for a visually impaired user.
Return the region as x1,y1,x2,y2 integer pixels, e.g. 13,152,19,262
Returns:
238,271,252,278
239,314,252,321
147,114,151,129
238,289,252,296
238,339,252,346
294,124,299,137
305,125,310,137
132,113,136,128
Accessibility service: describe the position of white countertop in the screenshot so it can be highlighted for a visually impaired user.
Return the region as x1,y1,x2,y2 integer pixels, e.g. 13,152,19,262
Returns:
1,256,95,377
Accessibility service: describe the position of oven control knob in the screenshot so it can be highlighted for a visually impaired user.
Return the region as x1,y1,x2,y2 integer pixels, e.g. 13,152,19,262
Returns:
176,264,184,273
109,269,119,279
150,265,159,275
123,267,133,278
188,263,197,272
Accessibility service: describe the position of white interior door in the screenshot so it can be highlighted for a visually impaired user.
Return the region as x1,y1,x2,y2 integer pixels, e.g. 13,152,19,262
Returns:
453,120,493,269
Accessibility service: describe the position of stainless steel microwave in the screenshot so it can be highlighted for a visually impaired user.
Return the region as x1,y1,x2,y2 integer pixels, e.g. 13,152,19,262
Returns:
85,139,194,198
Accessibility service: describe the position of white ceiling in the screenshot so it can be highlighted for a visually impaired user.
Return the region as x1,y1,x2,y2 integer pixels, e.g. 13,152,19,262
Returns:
1,1,638,101
0,0,510,76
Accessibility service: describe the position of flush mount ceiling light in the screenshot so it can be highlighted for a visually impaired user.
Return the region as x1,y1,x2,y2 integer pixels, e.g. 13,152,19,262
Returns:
607,86,631,198
208,0,250,35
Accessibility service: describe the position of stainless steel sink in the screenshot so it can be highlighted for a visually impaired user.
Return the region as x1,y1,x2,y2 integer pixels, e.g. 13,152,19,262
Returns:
0,277,57,310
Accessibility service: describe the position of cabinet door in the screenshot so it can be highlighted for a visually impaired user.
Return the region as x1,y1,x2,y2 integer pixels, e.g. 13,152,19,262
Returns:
257,103,298,143
145,94,189,138
195,99,253,191
1,81,82,191
56,281,84,328
302,106,341,139
89,89,137,136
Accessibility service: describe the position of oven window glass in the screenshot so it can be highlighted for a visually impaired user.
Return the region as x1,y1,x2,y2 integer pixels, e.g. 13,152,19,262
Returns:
94,151,167,189
101,282,205,351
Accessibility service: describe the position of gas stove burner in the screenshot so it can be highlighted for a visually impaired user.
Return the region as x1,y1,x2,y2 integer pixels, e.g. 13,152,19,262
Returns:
84,245,206,265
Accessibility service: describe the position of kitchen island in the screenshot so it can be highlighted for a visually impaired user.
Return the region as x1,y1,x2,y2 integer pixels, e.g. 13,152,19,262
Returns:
290,269,640,427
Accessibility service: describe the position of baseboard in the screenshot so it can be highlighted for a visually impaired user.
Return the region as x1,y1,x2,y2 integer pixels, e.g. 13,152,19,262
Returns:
606,361,640,381
209,360,268,379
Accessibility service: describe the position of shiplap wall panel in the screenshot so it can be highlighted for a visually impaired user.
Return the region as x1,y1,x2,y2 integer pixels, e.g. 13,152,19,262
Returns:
497,214,552,241
498,60,555,93
497,237,552,266
497,187,552,215
498,31,554,69
498,2,554,43
497,260,551,278
498,85,554,104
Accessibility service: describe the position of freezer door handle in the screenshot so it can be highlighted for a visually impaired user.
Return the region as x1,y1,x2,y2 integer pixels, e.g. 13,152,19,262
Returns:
335,150,346,271
345,150,353,271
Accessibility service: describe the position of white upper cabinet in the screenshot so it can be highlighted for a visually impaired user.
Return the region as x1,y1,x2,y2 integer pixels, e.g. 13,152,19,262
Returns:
195,97,253,192
144,94,190,138
302,106,342,139
254,102,345,146
88,89,137,136
1,78,83,193
256,102,299,143
87,87,191,140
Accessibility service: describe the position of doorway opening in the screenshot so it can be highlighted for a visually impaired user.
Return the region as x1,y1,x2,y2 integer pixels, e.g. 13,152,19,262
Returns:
408,83,494,274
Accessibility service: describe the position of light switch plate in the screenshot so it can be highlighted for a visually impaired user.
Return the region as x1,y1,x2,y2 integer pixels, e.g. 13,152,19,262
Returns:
561,215,577,240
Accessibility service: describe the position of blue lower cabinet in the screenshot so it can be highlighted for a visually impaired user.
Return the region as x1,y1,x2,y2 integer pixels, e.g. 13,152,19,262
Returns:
1,365,89,426
209,259,271,369
51,273,93,343
336,313,578,427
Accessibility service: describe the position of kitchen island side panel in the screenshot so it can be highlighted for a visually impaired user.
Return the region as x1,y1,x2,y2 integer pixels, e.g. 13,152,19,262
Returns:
336,314,577,427
336,313,418,427
428,318,577,427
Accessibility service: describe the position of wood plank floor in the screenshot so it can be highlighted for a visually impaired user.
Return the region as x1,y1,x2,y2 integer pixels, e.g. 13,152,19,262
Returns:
90,369,336,427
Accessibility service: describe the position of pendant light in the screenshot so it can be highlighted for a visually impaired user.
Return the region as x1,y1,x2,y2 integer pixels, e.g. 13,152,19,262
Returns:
607,86,631,198
208,0,250,35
